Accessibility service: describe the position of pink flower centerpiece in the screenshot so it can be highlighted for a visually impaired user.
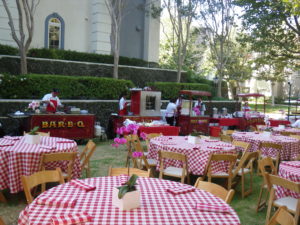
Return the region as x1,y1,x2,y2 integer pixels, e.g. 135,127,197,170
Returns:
112,124,140,148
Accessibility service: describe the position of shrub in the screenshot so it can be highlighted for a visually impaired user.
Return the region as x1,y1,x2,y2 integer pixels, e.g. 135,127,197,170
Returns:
147,82,212,100
27,48,154,67
0,74,134,99
0,44,18,55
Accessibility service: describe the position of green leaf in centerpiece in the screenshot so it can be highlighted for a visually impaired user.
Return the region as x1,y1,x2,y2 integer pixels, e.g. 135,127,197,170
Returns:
118,186,129,199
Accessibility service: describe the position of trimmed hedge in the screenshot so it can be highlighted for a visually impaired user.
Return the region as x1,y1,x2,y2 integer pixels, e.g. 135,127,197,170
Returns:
147,82,212,100
0,44,158,67
0,44,18,55
0,74,134,99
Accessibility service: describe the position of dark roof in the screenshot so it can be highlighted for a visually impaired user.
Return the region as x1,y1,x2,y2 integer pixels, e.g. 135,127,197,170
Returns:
179,90,212,97
237,93,265,98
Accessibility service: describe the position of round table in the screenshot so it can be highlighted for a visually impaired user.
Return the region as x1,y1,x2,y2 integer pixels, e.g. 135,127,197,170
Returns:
0,136,81,193
18,177,241,225
149,136,236,175
273,127,300,135
232,132,300,160
277,161,300,199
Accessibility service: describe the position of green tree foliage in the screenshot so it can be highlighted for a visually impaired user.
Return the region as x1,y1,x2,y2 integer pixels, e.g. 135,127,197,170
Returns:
282,0,300,15
235,0,300,61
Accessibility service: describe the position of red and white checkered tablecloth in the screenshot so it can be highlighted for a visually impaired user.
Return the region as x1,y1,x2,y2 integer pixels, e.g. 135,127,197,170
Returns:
0,136,81,193
18,177,240,225
149,136,236,175
276,161,300,199
232,132,300,160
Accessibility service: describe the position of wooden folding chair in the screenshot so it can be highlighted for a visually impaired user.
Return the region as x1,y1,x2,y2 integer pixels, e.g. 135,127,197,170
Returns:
159,151,190,184
280,131,294,136
132,140,157,177
145,133,162,153
124,135,139,168
267,206,296,225
232,151,258,198
259,142,282,174
108,166,151,177
0,216,6,225
39,152,77,182
256,157,277,212
194,178,235,204
206,154,237,190
220,134,232,143
24,131,50,136
232,140,251,160
80,140,96,178
249,125,258,132
21,168,64,204
0,191,6,203
265,174,300,224
222,130,235,135
290,135,300,141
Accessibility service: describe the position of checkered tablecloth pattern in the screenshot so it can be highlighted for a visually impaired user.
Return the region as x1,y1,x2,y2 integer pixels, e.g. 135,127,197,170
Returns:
276,161,300,199
18,177,241,225
148,136,236,175
0,136,81,193
232,132,300,160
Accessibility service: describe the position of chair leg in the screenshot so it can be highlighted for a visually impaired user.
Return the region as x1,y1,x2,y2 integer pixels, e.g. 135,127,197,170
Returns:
265,189,275,225
241,174,245,198
0,192,7,203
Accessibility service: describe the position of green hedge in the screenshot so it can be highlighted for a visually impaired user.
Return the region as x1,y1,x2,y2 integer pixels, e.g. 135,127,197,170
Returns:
0,44,18,55
27,48,154,67
147,82,212,100
0,74,134,99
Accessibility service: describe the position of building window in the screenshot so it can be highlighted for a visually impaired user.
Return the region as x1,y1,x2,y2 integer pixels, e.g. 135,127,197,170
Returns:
45,13,65,49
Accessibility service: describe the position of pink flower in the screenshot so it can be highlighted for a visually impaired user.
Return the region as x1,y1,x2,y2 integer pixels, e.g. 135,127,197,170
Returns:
112,143,119,148
116,128,122,135
132,151,143,158
140,132,147,140
119,138,127,144
114,137,121,144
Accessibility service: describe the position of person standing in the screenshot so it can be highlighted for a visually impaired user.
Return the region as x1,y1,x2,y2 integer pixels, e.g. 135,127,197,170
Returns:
165,99,177,126
194,97,206,116
42,88,62,114
119,93,128,116
242,101,251,112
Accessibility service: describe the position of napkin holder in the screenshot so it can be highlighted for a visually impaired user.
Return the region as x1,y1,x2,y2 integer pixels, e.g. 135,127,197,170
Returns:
188,136,200,144
24,134,40,144
112,187,140,210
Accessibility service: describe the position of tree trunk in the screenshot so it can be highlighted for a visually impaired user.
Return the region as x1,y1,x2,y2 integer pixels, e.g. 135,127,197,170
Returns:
113,51,119,79
271,82,275,106
217,75,222,97
19,47,27,74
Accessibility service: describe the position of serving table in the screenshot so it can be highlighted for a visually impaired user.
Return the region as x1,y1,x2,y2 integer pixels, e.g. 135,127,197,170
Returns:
277,161,300,199
0,136,81,193
232,132,300,160
138,125,180,136
18,176,240,225
269,119,291,127
149,136,236,175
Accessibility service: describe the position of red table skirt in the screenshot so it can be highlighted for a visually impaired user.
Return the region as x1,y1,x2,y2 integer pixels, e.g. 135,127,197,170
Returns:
269,119,291,127
210,118,240,126
138,126,180,136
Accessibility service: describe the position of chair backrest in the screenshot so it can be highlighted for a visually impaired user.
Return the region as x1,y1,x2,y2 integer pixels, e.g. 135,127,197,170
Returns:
220,134,232,143
280,131,293,136
266,174,300,194
145,133,162,150
260,142,283,150
258,157,277,190
40,152,77,181
80,140,96,169
194,179,235,204
21,168,64,204
249,125,258,131
206,154,237,177
159,150,188,172
232,140,251,158
0,216,6,225
24,131,50,136
223,130,235,135
233,151,258,178
108,166,151,177
268,206,296,225
290,135,300,141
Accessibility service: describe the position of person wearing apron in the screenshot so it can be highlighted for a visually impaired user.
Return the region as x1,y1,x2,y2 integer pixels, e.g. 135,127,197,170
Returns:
118,94,128,116
42,88,62,113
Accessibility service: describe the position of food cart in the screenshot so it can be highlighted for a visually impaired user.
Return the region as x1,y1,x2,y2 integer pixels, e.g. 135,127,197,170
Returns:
177,90,211,135
235,93,266,130
111,89,180,137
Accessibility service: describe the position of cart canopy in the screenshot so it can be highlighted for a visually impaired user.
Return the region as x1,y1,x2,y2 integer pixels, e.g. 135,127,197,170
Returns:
237,93,265,98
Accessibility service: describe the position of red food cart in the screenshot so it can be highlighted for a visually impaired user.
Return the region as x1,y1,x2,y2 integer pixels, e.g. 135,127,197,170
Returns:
177,90,211,135
111,89,179,136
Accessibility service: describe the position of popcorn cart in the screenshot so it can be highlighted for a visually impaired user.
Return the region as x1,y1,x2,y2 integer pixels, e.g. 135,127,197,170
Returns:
177,90,212,135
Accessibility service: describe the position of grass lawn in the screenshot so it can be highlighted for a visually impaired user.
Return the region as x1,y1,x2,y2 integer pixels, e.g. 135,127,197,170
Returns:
1,140,268,225
249,103,289,114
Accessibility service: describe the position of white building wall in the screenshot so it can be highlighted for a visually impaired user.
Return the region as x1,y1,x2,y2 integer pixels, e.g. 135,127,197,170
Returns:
0,1,18,47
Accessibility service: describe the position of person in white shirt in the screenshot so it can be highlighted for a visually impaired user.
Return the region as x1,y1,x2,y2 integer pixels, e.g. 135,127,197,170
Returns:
291,119,300,128
118,93,128,116
42,88,62,113
165,99,177,126
242,101,251,112
194,97,206,116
